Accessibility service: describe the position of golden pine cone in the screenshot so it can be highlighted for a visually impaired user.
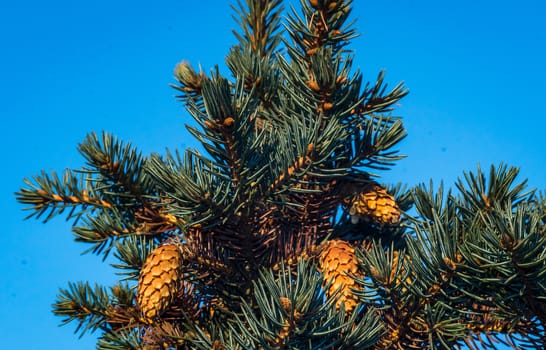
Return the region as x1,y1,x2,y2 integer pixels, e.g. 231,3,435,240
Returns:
349,185,400,225
137,243,183,321
318,239,361,313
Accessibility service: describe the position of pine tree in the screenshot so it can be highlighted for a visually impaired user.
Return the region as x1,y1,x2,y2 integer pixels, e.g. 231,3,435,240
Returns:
16,0,546,349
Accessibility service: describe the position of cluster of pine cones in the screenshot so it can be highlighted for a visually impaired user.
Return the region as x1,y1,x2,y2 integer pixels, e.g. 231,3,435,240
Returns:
137,184,400,320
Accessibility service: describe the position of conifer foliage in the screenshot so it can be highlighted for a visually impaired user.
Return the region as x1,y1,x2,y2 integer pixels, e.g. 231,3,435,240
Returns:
16,0,546,349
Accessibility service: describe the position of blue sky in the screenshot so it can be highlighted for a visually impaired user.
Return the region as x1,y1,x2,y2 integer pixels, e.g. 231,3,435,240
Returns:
2,0,545,348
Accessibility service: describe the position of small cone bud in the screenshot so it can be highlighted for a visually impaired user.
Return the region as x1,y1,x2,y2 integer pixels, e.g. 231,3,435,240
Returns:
223,117,235,127
174,60,202,90
174,61,196,80
323,102,334,110
306,47,318,56
306,80,321,91
279,296,292,313
309,0,320,9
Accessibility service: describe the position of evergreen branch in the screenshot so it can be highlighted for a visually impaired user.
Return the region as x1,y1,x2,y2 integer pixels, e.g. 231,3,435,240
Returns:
138,320,195,349
199,75,247,193
262,101,352,197
186,312,244,350
145,150,235,228
283,47,356,118
78,132,144,192
16,131,167,259
53,281,112,337
96,328,143,350
276,43,361,130
276,55,323,112
16,169,177,263
16,169,108,223
356,243,410,307
411,181,450,223
109,283,135,308
421,303,467,348
173,60,204,93
229,260,383,349
282,0,368,142
405,215,461,299
351,115,407,170
183,71,239,172
112,235,159,281
182,69,278,207
72,207,139,257
408,173,546,348
351,70,409,117
269,143,315,193
227,0,285,135
226,44,282,114
479,204,546,325
256,111,319,196
410,182,461,260
356,185,472,348
285,0,357,58
231,0,284,57
69,201,178,260
455,163,533,219
77,131,151,200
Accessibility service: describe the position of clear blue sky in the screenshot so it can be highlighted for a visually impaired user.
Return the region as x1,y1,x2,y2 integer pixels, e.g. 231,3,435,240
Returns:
2,0,545,348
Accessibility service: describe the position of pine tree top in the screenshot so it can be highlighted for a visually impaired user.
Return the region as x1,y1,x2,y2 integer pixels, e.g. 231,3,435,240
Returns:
15,1,546,349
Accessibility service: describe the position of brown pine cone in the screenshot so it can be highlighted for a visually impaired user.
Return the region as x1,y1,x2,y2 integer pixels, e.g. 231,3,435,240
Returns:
137,243,183,321
349,184,400,225
318,239,362,313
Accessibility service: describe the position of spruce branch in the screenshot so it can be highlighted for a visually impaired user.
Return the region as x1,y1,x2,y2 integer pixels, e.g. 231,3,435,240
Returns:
16,169,108,223
53,281,113,337
355,184,470,348
145,150,236,228
351,70,409,117
231,0,284,57
350,115,407,171
226,0,284,132
16,131,177,259
77,131,151,200
286,0,357,57
228,259,384,349
112,235,158,281
356,243,409,307
53,282,141,343
71,206,154,257
455,163,532,218
465,203,546,324
96,328,143,350
404,169,546,348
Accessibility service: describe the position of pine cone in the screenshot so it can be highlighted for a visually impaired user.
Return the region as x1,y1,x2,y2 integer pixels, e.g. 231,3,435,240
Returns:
349,185,400,225
137,243,183,321
318,239,361,313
